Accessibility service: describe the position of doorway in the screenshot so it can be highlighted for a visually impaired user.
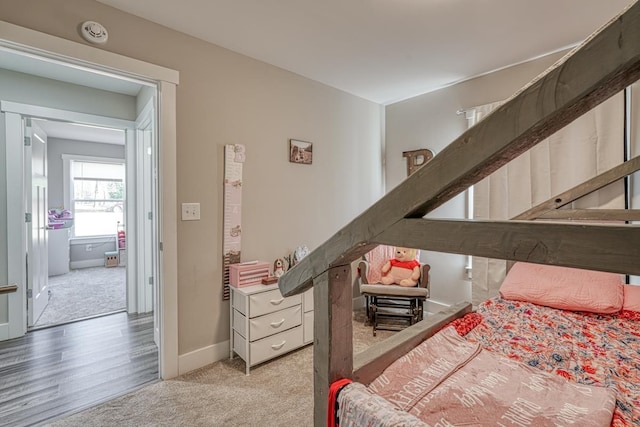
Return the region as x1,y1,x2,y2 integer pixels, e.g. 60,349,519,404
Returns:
1,91,162,425
4,101,157,327
29,118,129,329
0,21,179,379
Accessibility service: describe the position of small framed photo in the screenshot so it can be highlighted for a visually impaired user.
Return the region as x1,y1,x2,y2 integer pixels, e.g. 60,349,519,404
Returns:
289,139,313,165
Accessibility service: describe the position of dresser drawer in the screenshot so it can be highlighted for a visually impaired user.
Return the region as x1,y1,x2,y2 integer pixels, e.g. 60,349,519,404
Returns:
249,305,301,341
234,325,304,366
251,326,303,365
249,289,301,318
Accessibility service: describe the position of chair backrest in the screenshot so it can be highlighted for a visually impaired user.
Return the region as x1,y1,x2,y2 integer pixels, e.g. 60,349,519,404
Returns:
363,245,396,284
420,264,431,292
361,245,429,290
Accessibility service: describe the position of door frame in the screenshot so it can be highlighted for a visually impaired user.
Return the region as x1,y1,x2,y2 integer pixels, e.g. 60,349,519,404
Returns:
25,118,49,327
0,21,179,379
4,103,138,321
4,111,26,339
133,98,156,315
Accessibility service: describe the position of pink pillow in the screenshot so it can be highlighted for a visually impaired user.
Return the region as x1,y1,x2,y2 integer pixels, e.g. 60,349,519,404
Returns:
623,284,640,312
499,262,623,314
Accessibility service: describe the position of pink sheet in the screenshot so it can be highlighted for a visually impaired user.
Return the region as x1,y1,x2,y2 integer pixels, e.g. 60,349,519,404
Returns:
362,327,616,426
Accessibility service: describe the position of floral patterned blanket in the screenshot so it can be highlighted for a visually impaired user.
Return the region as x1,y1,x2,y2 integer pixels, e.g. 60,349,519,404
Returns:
339,326,616,426
467,298,640,426
336,298,640,426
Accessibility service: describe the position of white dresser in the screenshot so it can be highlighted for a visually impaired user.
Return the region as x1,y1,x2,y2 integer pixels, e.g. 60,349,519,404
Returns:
48,228,70,276
230,283,313,374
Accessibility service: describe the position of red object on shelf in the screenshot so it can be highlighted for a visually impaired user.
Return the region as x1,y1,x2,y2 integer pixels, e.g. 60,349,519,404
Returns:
117,222,126,249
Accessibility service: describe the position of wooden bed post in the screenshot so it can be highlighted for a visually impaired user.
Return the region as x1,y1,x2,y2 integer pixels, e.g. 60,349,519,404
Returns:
313,265,353,426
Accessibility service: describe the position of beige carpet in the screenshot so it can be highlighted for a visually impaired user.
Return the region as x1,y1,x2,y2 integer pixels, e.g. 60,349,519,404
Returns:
46,309,395,427
35,266,126,328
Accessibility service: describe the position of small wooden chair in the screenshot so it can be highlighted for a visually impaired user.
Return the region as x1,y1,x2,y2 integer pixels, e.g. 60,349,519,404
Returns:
357,254,430,336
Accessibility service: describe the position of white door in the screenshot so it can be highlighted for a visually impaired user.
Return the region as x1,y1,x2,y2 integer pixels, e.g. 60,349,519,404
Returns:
134,100,158,343
143,125,160,346
26,119,49,326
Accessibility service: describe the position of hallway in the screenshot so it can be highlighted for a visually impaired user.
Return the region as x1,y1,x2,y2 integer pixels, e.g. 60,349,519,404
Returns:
0,312,157,426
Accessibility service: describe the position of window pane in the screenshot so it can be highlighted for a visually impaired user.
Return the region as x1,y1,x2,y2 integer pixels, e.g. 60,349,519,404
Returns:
71,160,125,237
73,202,124,237
73,179,124,202
72,161,124,180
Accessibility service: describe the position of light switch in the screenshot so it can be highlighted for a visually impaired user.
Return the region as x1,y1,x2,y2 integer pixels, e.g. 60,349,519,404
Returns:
181,202,200,221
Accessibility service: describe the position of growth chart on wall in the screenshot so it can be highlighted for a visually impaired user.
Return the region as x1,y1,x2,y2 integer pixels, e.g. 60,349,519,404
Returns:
222,144,245,300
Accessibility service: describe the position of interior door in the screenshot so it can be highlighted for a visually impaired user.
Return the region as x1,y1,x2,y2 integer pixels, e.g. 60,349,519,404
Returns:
142,126,154,314
134,100,158,345
26,119,49,326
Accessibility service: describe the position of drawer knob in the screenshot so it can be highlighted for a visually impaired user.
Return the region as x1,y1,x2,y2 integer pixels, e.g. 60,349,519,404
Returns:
270,298,285,305
270,319,285,328
271,340,286,350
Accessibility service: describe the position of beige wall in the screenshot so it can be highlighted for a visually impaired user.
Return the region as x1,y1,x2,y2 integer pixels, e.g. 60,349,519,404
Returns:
0,0,383,356
385,51,568,306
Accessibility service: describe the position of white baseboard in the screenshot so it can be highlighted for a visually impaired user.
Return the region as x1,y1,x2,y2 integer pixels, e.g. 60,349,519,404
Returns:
354,296,449,314
70,259,104,269
425,299,451,314
178,340,230,376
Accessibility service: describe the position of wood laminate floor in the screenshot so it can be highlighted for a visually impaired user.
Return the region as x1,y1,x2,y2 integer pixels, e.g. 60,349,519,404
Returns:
0,312,158,427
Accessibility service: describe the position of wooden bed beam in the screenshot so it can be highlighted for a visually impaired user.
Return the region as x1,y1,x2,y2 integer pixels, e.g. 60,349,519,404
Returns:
352,301,472,385
537,209,640,221
514,155,640,220
313,265,353,426
376,218,640,276
279,1,640,297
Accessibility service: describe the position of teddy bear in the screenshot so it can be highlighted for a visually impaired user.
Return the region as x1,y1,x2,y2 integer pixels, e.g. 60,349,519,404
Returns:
380,247,421,287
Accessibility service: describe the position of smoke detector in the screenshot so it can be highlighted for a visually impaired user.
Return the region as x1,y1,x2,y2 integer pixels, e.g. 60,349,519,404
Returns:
80,21,108,45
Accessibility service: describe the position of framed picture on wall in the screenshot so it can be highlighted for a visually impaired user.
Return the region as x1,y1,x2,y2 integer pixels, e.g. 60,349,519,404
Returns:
289,139,313,165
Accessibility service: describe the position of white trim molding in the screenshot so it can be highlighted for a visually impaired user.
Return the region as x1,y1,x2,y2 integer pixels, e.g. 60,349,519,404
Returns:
0,21,179,85
0,101,135,129
178,341,231,376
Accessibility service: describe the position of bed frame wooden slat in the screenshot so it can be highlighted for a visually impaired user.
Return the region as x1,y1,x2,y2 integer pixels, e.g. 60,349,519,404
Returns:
375,219,640,275
312,266,353,426
537,208,640,221
514,154,640,220
352,301,472,385
274,2,640,424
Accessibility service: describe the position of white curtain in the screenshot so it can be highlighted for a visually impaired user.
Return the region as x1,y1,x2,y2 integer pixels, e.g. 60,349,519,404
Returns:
471,92,625,306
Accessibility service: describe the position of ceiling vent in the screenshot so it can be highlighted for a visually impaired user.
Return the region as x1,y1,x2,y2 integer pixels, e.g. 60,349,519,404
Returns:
80,21,109,45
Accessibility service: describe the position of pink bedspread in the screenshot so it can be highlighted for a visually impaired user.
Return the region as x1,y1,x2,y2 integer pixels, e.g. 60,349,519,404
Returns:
361,327,616,426
337,298,640,427
467,298,640,426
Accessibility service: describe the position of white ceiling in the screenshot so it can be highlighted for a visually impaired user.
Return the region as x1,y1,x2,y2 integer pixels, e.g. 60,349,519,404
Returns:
0,47,142,97
34,119,125,145
96,0,634,104
0,49,135,144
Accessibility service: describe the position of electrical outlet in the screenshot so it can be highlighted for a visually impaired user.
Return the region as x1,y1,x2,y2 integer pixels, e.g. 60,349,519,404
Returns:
181,202,201,221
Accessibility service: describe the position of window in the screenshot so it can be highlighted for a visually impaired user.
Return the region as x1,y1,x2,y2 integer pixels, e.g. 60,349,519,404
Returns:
71,160,125,237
